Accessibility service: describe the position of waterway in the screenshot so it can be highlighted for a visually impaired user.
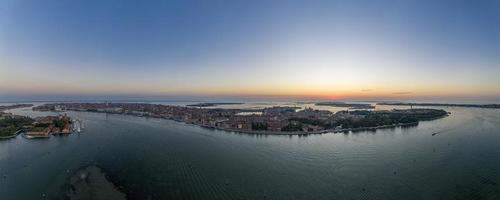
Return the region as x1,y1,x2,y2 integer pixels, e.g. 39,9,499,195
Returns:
1,104,500,199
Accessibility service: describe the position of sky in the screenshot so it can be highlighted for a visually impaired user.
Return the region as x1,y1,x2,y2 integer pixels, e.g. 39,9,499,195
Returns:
1,0,499,102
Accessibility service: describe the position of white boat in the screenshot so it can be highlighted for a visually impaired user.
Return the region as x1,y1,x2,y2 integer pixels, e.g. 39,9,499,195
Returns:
72,120,82,133
23,134,34,139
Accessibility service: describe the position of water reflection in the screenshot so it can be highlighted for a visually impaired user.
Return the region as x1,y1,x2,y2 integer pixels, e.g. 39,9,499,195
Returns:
0,105,499,199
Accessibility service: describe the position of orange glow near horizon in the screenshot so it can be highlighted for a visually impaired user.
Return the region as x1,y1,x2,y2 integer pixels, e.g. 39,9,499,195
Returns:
2,78,500,101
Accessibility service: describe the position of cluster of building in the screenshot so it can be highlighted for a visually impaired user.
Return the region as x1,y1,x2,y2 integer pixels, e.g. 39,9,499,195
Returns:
35,102,449,134
35,103,373,133
1,104,73,139
23,115,73,138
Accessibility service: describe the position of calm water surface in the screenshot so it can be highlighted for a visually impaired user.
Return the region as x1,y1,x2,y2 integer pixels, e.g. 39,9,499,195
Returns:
1,105,500,199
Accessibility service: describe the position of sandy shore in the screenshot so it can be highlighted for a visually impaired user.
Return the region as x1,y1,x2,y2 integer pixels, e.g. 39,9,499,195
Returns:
66,165,126,200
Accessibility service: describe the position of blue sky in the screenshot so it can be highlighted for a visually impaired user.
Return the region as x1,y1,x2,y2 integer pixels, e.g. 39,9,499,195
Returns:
1,0,499,102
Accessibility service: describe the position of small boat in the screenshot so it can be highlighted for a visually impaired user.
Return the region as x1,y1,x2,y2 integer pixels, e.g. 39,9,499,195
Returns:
22,133,50,139
23,134,34,139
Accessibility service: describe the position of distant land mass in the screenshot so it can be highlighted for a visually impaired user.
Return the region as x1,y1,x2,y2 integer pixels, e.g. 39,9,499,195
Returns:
377,102,500,109
186,102,244,107
315,102,375,109
0,104,34,111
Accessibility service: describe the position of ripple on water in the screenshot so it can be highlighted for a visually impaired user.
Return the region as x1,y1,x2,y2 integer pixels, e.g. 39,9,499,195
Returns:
2,107,500,199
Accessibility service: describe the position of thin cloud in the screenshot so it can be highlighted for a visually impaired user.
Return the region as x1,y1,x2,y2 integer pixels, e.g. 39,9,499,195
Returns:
392,91,412,95
361,89,372,92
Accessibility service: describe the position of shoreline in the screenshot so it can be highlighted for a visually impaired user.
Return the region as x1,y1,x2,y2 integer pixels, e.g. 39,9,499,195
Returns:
0,130,24,140
199,121,420,135
62,109,428,136
0,134,17,139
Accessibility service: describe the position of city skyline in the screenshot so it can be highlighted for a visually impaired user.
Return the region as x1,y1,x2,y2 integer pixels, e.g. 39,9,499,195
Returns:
1,0,500,102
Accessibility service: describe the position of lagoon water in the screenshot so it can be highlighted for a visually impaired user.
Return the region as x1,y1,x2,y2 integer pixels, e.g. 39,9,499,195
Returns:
1,105,500,199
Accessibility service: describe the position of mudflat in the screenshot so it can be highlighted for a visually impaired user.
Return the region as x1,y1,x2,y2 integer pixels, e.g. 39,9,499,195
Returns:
66,165,126,200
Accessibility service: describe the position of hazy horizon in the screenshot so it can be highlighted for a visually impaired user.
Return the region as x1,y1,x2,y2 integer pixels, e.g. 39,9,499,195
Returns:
1,94,500,105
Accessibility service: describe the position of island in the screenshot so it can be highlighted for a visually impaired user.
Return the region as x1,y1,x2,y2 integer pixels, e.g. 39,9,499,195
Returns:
377,102,500,109
33,103,448,135
315,102,375,109
22,115,73,138
0,104,74,139
1,104,33,139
